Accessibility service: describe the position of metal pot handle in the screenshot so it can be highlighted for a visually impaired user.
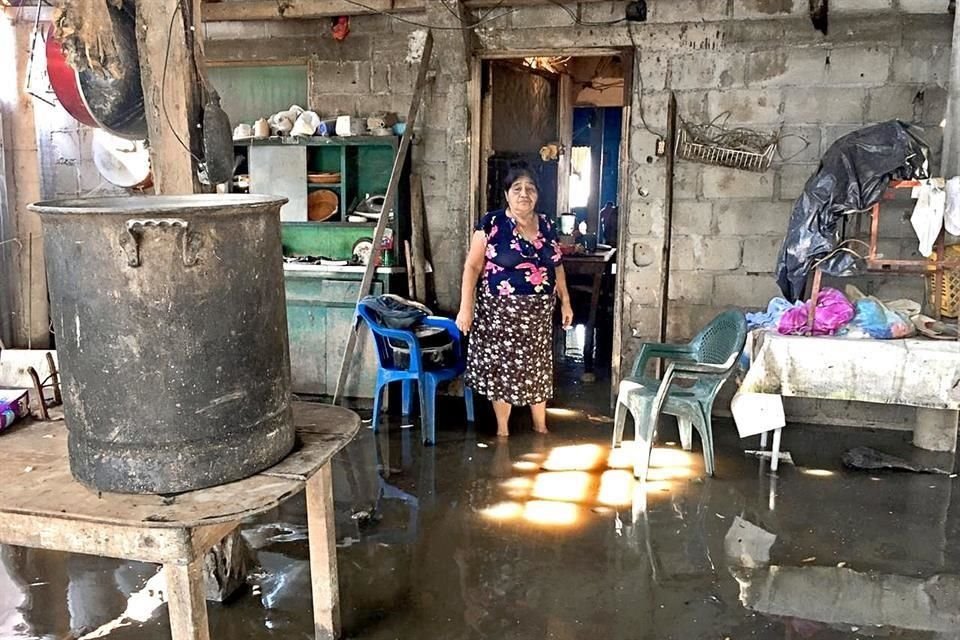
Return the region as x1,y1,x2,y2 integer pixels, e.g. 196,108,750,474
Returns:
120,218,201,268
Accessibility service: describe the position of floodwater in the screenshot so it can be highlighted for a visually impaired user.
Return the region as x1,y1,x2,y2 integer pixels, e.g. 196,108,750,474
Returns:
1,384,959,639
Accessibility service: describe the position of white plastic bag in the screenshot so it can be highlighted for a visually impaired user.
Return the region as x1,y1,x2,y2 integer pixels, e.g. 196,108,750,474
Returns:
910,180,946,257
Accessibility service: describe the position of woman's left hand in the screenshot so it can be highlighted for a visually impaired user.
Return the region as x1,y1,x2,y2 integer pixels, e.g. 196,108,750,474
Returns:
561,301,574,329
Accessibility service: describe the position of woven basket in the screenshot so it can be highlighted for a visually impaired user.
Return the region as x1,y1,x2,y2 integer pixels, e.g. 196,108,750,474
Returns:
927,245,960,318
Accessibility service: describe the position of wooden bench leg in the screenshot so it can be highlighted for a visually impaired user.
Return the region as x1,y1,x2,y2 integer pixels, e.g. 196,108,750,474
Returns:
165,557,210,640
306,463,341,640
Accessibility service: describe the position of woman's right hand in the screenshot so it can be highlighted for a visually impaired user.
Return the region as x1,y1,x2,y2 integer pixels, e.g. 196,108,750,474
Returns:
455,307,474,334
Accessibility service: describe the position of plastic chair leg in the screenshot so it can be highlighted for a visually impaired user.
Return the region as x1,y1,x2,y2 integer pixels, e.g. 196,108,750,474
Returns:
632,403,657,482
419,377,439,446
700,409,716,476
464,386,475,423
372,381,386,433
612,398,628,448
402,380,414,416
678,417,693,451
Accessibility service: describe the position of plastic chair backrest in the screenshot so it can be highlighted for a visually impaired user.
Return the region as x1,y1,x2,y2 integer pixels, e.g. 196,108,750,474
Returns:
689,309,747,368
356,300,410,371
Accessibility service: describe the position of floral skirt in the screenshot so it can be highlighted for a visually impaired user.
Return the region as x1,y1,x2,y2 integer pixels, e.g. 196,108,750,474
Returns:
465,290,555,406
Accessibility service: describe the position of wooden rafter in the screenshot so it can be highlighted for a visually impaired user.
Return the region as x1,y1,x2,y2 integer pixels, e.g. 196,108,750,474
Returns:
201,0,612,22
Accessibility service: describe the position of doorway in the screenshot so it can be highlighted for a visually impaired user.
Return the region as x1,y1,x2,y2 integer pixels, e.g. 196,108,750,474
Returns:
473,52,630,408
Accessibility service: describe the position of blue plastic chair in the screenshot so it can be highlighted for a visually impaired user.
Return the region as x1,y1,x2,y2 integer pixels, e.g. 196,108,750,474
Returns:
356,301,475,445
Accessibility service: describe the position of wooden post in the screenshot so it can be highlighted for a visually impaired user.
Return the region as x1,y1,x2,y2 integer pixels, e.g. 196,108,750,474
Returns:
135,0,204,194
165,557,211,640
658,92,678,346
410,173,428,303
306,464,340,640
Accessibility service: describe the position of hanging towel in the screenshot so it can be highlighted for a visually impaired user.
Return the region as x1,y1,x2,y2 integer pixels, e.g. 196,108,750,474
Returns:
945,176,960,237
910,179,946,257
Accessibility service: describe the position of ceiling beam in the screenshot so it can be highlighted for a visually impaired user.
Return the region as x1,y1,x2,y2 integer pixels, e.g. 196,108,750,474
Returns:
201,0,612,22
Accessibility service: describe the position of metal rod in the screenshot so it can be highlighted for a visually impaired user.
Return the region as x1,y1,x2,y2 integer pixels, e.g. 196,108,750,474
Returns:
658,92,678,346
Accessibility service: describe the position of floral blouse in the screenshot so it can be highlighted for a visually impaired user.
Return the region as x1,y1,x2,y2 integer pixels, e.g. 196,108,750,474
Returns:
476,209,563,296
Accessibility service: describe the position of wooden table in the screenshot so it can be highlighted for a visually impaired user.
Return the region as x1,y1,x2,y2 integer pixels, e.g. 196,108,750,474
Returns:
0,401,360,640
563,248,617,380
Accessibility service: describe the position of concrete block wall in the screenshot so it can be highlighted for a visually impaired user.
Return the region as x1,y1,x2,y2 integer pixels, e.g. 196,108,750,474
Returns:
205,10,473,311
200,3,952,428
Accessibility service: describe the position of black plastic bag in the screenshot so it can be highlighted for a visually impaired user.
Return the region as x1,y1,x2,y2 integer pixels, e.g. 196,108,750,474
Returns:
775,121,929,301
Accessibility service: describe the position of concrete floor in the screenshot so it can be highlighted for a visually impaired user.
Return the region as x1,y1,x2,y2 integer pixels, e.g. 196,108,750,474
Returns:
2,374,959,639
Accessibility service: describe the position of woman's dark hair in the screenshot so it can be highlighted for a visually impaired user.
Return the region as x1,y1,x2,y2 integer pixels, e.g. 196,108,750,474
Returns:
502,164,539,194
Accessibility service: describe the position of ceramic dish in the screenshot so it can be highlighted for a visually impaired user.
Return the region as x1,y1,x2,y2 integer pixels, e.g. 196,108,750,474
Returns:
352,238,374,266
307,189,339,222
308,172,341,184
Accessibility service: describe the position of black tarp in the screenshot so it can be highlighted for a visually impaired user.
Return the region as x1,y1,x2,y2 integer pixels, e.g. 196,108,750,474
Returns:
775,121,929,301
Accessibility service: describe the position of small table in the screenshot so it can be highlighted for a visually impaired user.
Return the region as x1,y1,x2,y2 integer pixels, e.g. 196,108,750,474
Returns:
0,401,360,640
732,331,960,469
563,248,617,380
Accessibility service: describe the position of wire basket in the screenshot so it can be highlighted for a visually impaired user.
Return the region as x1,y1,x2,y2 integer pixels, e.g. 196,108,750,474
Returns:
926,245,960,318
676,127,776,173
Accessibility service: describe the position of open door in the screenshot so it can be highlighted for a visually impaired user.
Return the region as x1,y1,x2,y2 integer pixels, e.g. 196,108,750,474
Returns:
479,60,565,217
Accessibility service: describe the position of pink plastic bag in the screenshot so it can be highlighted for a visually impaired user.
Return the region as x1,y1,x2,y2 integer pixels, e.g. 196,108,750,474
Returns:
778,287,855,336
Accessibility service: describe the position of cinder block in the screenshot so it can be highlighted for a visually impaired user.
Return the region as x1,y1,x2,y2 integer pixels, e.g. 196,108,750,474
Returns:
830,0,893,10
622,278,661,306
634,52,670,92
204,21,267,40
625,303,662,344
777,126,822,164
714,201,792,236
920,85,949,126
674,164,701,200
673,235,743,271
370,63,389,94
702,165,775,199
733,0,807,18
579,1,630,23
747,46,888,88
508,4,578,28
824,47,892,85
866,85,924,123
714,273,782,307
52,163,79,197
782,86,866,124
672,236,698,271
420,162,447,198
706,89,784,124
632,240,660,268
647,0,730,23
310,61,371,95
313,94,356,118
627,197,666,236
892,43,951,85
672,201,714,235
742,236,784,273
779,164,817,200
747,48,827,87
670,52,746,90
899,0,949,12
668,271,715,303
629,164,667,199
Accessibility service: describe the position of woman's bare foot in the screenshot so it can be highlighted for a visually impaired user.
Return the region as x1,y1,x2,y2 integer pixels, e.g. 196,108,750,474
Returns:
497,428,510,438
533,425,549,434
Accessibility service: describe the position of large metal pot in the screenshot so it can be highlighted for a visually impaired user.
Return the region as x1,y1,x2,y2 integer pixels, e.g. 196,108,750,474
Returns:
28,195,293,494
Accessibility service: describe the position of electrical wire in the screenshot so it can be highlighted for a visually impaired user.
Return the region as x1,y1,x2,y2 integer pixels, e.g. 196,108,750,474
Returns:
626,23,662,138
340,0,515,30
544,0,626,26
162,0,202,164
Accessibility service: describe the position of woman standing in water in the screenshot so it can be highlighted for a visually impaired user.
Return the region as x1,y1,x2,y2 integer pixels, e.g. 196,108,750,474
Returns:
456,166,574,437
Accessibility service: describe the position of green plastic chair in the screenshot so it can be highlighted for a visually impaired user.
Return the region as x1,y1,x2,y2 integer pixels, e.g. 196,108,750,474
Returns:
613,309,747,481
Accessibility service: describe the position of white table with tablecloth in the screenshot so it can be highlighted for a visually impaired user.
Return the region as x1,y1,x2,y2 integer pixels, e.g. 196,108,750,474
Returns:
731,331,960,468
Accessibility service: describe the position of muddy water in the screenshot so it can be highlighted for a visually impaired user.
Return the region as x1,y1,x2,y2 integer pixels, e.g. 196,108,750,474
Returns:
1,399,958,639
